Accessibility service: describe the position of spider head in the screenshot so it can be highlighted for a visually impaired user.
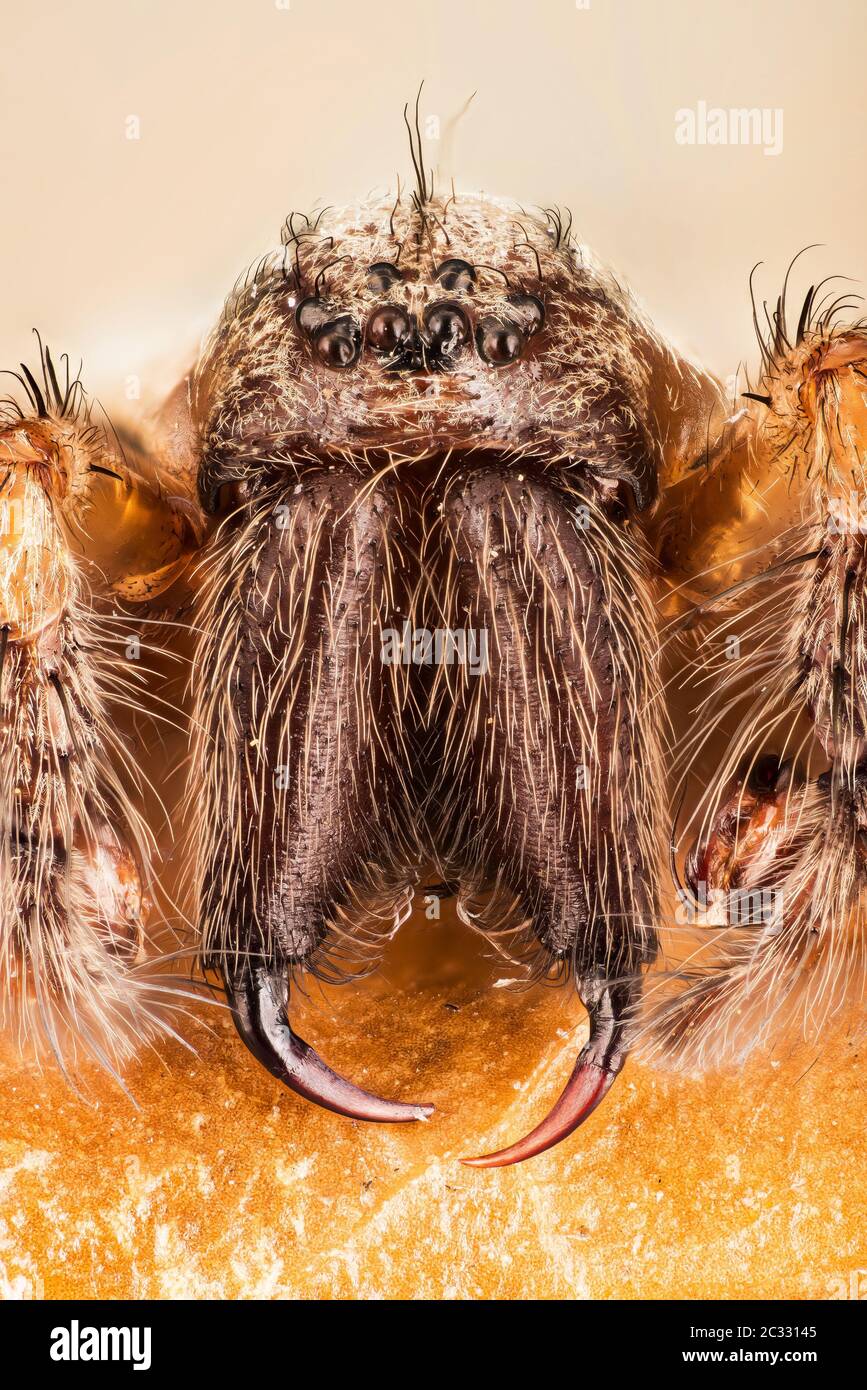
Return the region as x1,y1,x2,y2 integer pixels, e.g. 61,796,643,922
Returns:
196,194,660,514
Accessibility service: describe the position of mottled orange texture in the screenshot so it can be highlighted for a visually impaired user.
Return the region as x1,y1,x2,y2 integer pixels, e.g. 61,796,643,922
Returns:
0,907,863,1301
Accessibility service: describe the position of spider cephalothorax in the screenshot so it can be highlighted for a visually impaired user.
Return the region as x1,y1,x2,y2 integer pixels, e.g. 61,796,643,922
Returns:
3,116,864,1166
193,190,673,514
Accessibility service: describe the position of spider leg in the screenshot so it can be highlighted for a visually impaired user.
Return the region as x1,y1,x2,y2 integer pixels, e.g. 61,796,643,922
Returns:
644,293,867,1069
0,383,196,1071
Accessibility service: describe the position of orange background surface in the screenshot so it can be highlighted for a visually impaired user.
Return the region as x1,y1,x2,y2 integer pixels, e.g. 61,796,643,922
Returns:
2,907,865,1300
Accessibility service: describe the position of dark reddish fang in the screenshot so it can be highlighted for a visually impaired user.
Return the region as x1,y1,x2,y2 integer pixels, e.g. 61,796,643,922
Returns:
225,962,434,1124
462,979,629,1167
462,1058,620,1168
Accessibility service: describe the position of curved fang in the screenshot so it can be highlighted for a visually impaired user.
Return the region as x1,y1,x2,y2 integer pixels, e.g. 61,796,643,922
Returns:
461,1054,622,1168
225,961,434,1124
462,978,629,1168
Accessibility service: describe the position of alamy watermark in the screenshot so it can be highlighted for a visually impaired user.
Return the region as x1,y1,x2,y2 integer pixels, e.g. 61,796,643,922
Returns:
380,620,489,676
675,102,783,157
50,1320,151,1370
826,1269,867,1299
0,497,26,535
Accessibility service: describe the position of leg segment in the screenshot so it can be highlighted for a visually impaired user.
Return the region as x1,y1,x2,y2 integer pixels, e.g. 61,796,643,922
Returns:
2,339,201,605
648,293,867,1067
0,406,175,1070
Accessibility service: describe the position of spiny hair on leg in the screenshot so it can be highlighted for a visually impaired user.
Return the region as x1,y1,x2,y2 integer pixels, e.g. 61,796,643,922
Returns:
639,495,867,1068
0,507,196,1082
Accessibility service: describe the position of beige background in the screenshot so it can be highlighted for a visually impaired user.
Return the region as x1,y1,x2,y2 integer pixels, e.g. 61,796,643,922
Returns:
1,0,866,405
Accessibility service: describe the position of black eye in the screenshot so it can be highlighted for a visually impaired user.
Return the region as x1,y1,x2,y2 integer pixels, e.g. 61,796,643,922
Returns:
507,293,545,336
367,305,412,354
424,301,471,357
476,316,525,366
367,262,402,294
313,315,361,369
295,297,330,334
435,258,475,293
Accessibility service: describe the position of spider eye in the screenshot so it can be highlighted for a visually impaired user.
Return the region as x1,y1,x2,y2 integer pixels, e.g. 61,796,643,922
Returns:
507,292,545,336
435,258,476,293
295,297,330,334
476,316,525,366
313,315,361,369
367,262,402,293
423,301,471,357
367,305,412,354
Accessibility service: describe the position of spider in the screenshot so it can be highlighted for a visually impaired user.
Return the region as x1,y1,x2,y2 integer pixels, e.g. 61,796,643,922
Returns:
2,106,863,1167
